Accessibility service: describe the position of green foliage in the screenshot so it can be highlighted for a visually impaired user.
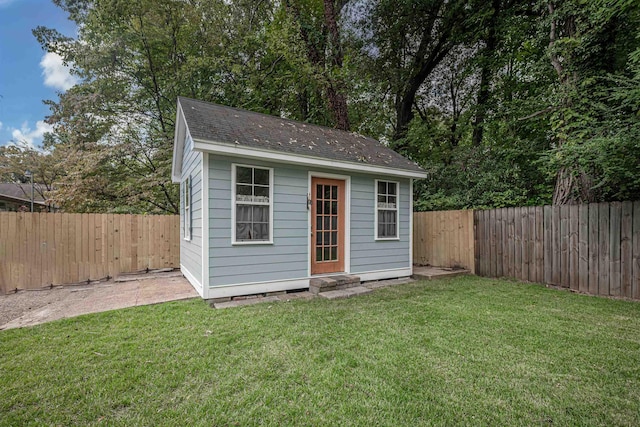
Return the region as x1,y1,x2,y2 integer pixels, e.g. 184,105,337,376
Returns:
31,0,640,212
407,118,553,211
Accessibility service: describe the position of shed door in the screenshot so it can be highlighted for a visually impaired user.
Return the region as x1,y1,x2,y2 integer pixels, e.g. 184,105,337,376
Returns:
311,177,345,275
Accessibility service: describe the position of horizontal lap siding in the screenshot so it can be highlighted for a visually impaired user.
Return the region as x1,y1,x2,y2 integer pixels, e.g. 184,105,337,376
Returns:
209,156,309,286
180,135,203,284
350,175,410,274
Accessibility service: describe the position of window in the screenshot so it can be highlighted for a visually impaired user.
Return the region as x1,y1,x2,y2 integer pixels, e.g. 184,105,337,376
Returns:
183,176,191,241
233,165,273,243
376,180,398,239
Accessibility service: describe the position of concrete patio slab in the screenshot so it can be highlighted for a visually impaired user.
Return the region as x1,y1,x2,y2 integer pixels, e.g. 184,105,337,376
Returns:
0,272,198,330
412,266,470,281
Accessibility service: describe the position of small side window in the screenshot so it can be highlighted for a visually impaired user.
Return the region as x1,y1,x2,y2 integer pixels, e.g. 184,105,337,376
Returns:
183,176,191,241
376,180,398,239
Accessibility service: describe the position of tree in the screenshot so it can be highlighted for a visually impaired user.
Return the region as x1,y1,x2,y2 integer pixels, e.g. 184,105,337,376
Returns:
543,0,640,204
0,141,64,201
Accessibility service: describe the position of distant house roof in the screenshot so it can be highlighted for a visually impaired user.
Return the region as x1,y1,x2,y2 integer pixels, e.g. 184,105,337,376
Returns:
0,183,47,205
172,97,426,181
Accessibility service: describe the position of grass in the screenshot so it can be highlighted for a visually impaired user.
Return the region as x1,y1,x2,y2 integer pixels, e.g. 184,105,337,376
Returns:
1,276,639,426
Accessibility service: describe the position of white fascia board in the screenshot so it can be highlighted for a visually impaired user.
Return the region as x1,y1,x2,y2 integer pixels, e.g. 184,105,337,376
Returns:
171,102,187,183
191,138,428,179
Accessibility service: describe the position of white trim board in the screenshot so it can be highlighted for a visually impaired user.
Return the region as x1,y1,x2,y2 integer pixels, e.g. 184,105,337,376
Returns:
181,264,204,298
409,178,414,269
205,268,412,299
171,104,187,182
207,278,310,299
201,153,211,299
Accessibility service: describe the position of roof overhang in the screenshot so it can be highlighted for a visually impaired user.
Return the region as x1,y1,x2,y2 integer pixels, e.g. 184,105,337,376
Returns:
172,97,427,180
0,194,47,205
191,138,428,179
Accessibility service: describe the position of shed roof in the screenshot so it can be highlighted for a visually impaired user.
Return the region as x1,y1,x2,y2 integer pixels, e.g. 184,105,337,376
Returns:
175,97,425,178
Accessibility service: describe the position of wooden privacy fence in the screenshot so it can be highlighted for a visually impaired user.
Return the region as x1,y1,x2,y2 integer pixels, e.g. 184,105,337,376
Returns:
474,202,640,299
0,213,180,294
413,210,475,273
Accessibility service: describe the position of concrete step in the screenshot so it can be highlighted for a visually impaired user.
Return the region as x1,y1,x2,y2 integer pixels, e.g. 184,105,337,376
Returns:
319,286,372,300
309,274,361,294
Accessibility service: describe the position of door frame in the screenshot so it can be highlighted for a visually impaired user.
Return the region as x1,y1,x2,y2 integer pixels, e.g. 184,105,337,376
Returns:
308,171,351,277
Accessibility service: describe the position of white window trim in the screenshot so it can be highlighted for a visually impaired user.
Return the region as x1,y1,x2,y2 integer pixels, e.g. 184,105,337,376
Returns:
375,179,400,241
183,175,191,241
231,163,274,245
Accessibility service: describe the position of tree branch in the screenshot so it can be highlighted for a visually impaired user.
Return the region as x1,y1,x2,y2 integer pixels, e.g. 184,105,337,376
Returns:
518,106,557,121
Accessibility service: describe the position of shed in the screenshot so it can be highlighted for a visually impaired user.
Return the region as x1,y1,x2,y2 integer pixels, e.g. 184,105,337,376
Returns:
171,97,427,299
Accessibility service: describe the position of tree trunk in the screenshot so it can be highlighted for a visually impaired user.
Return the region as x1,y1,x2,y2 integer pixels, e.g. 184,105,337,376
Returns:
323,0,350,130
547,1,596,204
392,17,454,142
471,0,501,147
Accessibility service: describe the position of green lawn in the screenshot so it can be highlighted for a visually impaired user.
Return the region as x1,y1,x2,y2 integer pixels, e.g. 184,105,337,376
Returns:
1,276,639,426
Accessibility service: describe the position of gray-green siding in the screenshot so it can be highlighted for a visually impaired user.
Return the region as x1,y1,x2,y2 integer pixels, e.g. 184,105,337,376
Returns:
207,155,411,287
208,156,308,286
350,175,410,274
180,135,203,286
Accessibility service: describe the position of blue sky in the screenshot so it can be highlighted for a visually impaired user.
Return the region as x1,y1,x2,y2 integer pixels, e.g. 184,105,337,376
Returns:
0,0,78,147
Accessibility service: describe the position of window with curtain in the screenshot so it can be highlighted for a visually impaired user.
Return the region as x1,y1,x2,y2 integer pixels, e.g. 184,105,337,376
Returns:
233,165,272,243
376,180,398,239
183,176,191,241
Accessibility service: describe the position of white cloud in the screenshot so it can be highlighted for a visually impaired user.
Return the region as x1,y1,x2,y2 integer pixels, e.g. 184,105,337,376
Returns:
10,121,54,148
40,52,79,91
0,121,3,131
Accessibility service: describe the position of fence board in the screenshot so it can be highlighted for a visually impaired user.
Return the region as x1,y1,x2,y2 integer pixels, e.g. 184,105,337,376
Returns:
589,204,599,294
560,205,569,288
413,210,475,273
543,206,552,284
528,206,536,282
514,208,522,280
609,203,622,296
506,208,514,278
633,201,640,300
0,213,180,294
495,209,503,278
489,209,496,277
473,211,480,276
599,203,610,295
578,204,589,293
520,207,529,281
551,206,561,285
569,205,579,291
483,210,490,276
470,201,640,301
535,206,544,283
621,202,633,298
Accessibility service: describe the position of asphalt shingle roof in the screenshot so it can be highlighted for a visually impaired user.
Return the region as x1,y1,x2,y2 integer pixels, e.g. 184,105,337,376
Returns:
178,97,424,173
0,183,46,203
